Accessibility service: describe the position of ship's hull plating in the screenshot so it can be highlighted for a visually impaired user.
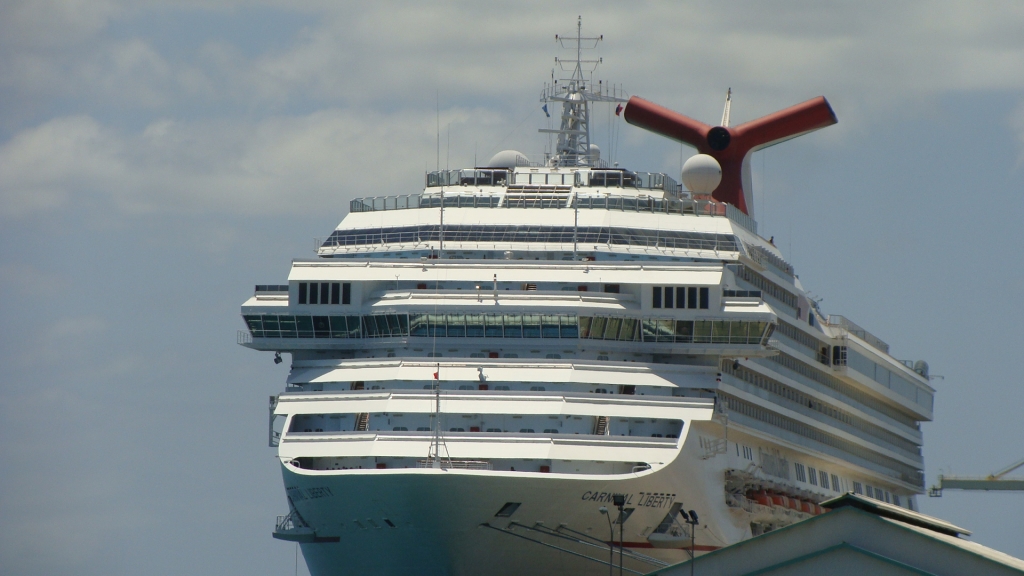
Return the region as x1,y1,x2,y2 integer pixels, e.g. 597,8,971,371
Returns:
285,433,746,576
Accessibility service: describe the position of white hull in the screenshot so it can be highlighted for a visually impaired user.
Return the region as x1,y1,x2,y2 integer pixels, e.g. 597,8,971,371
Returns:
286,432,738,576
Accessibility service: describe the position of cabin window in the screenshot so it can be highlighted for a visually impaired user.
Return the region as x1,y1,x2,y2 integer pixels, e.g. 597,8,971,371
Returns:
794,463,807,482
653,286,709,309
297,282,350,305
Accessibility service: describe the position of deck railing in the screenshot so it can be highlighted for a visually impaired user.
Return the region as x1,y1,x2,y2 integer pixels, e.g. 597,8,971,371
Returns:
347,192,756,234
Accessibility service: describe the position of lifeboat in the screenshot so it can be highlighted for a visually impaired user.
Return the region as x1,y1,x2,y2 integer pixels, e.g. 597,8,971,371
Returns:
748,490,772,507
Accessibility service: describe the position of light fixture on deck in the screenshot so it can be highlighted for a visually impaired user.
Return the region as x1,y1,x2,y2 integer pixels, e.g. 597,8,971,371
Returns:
679,508,699,576
598,506,613,576
274,352,283,365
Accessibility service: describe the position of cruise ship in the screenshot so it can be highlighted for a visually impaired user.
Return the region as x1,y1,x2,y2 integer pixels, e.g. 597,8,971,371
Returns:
238,21,935,576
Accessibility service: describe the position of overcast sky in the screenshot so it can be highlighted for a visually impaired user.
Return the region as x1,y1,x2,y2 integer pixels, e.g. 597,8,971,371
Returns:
3,1,1024,575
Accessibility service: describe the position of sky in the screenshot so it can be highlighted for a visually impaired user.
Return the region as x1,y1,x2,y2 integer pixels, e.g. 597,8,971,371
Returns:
2,1,1023,574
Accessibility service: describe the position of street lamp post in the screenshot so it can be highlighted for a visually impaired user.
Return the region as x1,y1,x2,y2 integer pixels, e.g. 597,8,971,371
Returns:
680,509,699,576
613,494,626,576
598,506,613,576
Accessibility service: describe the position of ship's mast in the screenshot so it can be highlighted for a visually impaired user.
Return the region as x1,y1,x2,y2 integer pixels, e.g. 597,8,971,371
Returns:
540,17,626,167
427,363,451,469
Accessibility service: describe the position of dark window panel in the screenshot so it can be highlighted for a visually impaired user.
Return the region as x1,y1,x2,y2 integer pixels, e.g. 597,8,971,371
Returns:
244,315,264,338
312,316,330,338
676,287,686,309
331,283,340,304
362,316,379,337
298,283,307,305
329,316,349,338
664,286,674,308
700,287,710,309
652,286,662,308
674,320,693,343
309,282,319,305
375,315,391,337
342,282,352,305
687,287,698,309
296,316,314,338
320,283,330,304
278,316,298,338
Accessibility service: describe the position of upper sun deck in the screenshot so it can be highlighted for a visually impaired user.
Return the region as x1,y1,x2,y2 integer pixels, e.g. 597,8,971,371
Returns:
327,168,761,258
334,165,757,241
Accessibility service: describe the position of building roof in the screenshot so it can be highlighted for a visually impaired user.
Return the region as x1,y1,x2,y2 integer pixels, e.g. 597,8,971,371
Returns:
647,495,1024,576
819,492,970,537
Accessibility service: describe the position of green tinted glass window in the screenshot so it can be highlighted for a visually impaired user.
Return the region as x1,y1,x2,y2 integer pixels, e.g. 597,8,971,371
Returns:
605,317,622,340
312,316,331,338
711,320,729,344
244,315,263,337
485,314,503,337
362,315,379,337
329,316,349,338
466,314,484,338
409,314,427,337
295,316,314,338
674,320,694,343
278,316,298,338
619,318,637,341
578,316,593,339
693,320,712,343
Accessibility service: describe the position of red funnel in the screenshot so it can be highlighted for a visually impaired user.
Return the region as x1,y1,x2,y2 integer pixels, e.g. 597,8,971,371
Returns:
623,96,837,215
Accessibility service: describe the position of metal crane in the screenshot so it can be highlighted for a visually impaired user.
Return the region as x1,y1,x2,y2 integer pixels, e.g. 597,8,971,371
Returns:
929,458,1024,497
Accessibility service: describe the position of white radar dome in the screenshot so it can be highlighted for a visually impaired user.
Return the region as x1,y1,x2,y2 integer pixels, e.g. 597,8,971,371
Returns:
588,144,601,163
486,150,529,169
681,154,722,193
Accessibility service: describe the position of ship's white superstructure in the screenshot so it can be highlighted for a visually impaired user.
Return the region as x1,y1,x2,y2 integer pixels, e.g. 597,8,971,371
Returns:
239,21,934,576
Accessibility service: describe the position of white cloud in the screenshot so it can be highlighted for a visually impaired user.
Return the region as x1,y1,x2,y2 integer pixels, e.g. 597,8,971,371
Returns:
2,0,1024,220
0,0,120,49
0,106,508,218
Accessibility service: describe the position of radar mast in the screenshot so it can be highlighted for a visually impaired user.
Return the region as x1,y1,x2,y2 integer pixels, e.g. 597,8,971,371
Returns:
540,17,626,167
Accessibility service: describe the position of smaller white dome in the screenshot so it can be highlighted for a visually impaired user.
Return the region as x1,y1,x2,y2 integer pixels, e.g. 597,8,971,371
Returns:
588,144,601,163
681,154,722,193
487,150,529,169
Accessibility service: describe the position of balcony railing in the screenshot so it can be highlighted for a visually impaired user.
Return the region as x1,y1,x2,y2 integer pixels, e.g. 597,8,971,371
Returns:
826,315,890,354
347,193,757,235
